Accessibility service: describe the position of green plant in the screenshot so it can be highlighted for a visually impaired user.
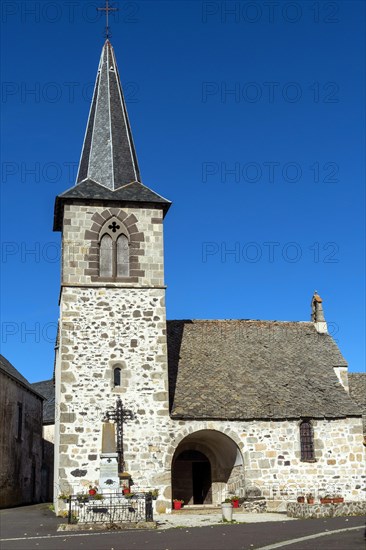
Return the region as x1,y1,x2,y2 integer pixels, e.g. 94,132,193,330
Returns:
58,493,70,500
70,513,79,523
150,489,159,499
76,493,89,502
92,493,104,500
230,495,240,501
223,498,232,503
222,519,239,524
173,499,184,503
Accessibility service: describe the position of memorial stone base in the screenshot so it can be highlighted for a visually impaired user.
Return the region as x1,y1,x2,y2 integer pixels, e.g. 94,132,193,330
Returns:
99,453,120,493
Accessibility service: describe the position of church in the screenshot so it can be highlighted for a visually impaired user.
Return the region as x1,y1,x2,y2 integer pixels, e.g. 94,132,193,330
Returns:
52,37,365,514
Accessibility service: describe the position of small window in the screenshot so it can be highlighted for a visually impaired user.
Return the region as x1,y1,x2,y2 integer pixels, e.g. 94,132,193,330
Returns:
17,402,23,440
300,420,315,461
114,367,121,387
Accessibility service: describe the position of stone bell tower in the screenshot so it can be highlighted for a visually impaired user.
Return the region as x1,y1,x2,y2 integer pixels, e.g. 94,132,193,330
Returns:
53,39,171,508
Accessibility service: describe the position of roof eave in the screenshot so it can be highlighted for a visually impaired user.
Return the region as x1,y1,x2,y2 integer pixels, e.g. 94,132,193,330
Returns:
170,412,363,421
0,367,45,400
53,193,171,231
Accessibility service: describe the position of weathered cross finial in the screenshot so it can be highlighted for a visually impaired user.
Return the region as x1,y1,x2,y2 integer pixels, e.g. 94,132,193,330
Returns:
97,0,118,40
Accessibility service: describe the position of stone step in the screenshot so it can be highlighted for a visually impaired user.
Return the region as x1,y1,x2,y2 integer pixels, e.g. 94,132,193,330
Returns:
266,500,288,513
172,505,241,515
172,506,220,515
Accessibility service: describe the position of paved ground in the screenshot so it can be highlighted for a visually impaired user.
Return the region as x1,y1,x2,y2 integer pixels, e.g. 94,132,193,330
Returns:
0,504,364,550
156,510,296,529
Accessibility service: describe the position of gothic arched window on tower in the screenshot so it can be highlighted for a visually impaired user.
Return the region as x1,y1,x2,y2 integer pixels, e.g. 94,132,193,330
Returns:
300,419,315,461
98,218,130,279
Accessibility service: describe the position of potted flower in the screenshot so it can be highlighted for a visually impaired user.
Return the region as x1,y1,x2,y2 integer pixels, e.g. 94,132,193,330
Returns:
173,499,184,510
221,499,233,521
88,485,97,496
320,494,332,504
297,495,305,503
123,487,130,495
306,493,315,504
230,495,240,508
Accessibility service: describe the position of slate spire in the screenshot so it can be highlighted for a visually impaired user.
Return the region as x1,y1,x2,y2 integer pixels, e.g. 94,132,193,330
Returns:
76,39,140,189
54,39,171,231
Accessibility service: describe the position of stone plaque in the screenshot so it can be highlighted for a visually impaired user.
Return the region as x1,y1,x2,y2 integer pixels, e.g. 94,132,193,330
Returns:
102,422,116,453
99,453,120,492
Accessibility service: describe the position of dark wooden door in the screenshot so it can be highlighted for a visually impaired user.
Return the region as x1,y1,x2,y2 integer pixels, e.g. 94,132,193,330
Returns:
192,461,212,504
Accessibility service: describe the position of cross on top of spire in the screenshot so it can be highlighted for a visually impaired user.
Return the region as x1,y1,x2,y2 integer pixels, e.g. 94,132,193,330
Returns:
97,0,118,39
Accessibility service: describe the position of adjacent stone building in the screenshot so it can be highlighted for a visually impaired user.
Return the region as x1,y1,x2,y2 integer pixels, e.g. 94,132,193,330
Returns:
52,39,365,514
0,355,44,508
31,379,55,502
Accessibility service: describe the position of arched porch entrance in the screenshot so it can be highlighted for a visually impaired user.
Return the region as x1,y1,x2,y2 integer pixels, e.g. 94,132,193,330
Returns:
171,430,244,506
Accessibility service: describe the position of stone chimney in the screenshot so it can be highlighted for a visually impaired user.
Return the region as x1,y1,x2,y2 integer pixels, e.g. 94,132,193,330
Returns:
311,292,328,334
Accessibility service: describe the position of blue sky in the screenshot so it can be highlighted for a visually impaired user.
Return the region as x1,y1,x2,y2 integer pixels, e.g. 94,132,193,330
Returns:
1,0,365,382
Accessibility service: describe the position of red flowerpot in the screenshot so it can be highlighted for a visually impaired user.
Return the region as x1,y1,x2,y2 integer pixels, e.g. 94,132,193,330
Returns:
232,500,239,508
173,501,182,510
297,497,305,503
332,498,344,503
320,498,332,504
307,498,315,505
123,488,130,495
88,489,96,496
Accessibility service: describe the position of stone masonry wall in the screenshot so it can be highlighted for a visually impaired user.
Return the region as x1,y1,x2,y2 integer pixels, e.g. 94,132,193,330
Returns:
235,418,365,502
0,372,43,508
55,286,170,505
287,500,366,519
62,204,164,287
162,418,365,508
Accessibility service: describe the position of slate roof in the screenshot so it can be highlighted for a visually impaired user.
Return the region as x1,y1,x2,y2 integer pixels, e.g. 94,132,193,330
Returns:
31,379,55,424
0,354,43,400
348,373,366,409
348,373,366,431
167,320,362,420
